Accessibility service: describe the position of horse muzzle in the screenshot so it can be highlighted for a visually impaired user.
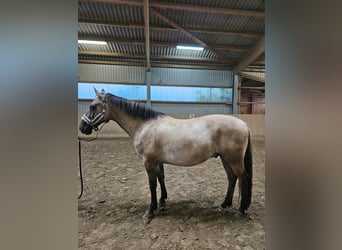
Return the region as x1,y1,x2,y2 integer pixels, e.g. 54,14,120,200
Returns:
79,120,93,135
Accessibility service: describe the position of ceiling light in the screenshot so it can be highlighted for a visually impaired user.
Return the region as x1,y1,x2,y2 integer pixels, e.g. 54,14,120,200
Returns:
176,45,204,51
78,40,107,45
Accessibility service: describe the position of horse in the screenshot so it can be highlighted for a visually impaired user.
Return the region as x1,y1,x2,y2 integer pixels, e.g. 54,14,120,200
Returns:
79,88,253,222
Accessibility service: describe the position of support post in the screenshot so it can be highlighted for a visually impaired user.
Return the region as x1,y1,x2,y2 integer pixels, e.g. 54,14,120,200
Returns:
233,74,240,114
146,70,151,108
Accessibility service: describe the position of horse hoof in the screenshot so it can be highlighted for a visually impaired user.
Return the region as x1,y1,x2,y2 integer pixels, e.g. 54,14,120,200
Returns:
143,217,152,224
143,211,154,224
217,207,225,213
220,202,232,209
235,210,248,218
234,211,244,218
159,200,167,210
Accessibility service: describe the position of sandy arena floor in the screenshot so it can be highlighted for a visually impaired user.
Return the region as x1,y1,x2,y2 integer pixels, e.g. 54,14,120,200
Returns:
78,136,265,249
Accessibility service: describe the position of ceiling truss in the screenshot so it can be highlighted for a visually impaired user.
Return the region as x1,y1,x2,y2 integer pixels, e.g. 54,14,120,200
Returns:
79,0,265,73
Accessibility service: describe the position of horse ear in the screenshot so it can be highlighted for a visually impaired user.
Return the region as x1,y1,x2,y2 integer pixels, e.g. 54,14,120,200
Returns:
94,87,101,97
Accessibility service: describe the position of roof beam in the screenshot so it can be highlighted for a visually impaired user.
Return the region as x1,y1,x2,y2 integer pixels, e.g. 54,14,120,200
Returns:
234,35,265,73
239,86,265,90
79,59,232,71
79,20,262,38
150,1,265,19
78,35,250,52
80,0,142,6
80,0,264,19
79,59,145,67
143,0,151,70
190,29,261,39
79,50,145,58
150,8,233,64
79,50,224,62
243,68,265,73
250,60,265,65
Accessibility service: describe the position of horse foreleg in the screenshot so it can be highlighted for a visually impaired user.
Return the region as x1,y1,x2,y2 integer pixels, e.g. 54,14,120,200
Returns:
220,157,237,209
157,163,167,207
143,162,158,222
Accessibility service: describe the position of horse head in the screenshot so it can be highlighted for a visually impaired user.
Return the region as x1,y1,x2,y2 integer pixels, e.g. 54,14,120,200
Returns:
79,88,109,135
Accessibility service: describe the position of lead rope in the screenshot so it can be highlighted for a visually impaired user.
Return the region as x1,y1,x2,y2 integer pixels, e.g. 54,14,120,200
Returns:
78,139,83,199
78,122,106,199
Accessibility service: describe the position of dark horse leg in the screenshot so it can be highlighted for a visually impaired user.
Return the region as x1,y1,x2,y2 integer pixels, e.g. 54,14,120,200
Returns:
157,164,167,207
143,162,158,221
229,162,252,215
238,133,253,214
238,172,250,214
220,156,237,209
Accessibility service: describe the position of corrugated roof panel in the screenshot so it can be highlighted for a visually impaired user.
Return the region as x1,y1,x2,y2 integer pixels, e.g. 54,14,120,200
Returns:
150,46,216,58
243,71,265,79
78,43,109,53
110,43,146,55
193,32,257,47
78,0,264,70
150,29,192,43
79,2,143,23
219,15,264,33
78,43,145,55
150,9,264,33
79,23,145,40
218,50,245,60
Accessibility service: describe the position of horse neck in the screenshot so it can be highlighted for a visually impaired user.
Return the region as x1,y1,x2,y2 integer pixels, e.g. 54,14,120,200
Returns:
106,103,143,137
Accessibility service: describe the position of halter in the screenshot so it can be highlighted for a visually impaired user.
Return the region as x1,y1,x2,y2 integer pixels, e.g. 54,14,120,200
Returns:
81,101,107,131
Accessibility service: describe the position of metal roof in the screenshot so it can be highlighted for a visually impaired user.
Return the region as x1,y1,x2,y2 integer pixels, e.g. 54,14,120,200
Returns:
78,0,265,72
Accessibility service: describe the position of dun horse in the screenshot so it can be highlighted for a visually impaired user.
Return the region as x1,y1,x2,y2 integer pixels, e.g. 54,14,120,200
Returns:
79,88,253,221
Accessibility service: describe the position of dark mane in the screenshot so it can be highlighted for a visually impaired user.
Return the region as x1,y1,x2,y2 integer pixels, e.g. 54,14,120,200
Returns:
105,93,165,121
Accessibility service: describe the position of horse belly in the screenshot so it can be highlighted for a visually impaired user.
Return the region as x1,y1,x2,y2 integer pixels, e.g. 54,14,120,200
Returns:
162,142,214,166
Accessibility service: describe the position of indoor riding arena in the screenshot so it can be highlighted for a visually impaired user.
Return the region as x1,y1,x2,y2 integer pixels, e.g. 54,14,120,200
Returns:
78,0,265,249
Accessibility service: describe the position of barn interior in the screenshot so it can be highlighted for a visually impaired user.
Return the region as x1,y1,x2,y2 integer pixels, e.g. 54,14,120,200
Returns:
78,0,265,138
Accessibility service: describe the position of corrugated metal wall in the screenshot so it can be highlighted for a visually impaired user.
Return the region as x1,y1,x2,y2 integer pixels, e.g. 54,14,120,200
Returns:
78,100,92,113
152,103,232,115
78,63,233,115
79,64,145,84
151,68,233,87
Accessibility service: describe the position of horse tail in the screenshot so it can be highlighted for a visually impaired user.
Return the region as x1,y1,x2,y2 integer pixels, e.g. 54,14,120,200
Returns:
244,130,253,208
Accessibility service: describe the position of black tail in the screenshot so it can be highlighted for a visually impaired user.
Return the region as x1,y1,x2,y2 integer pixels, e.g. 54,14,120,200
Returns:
243,130,253,209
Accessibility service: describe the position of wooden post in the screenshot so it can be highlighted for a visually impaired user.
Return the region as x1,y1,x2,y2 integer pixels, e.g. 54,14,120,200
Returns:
233,74,240,114
146,70,151,108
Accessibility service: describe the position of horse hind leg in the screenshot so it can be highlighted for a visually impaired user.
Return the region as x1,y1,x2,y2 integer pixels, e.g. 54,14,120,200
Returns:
236,134,253,214
157,163,167,207
221,157,251,214
220,156,237,209
230,161,251,214
238,170,251,214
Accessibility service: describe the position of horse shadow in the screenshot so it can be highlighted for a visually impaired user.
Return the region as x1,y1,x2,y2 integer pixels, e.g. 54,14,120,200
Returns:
154,199,248,222
78,196,250,224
